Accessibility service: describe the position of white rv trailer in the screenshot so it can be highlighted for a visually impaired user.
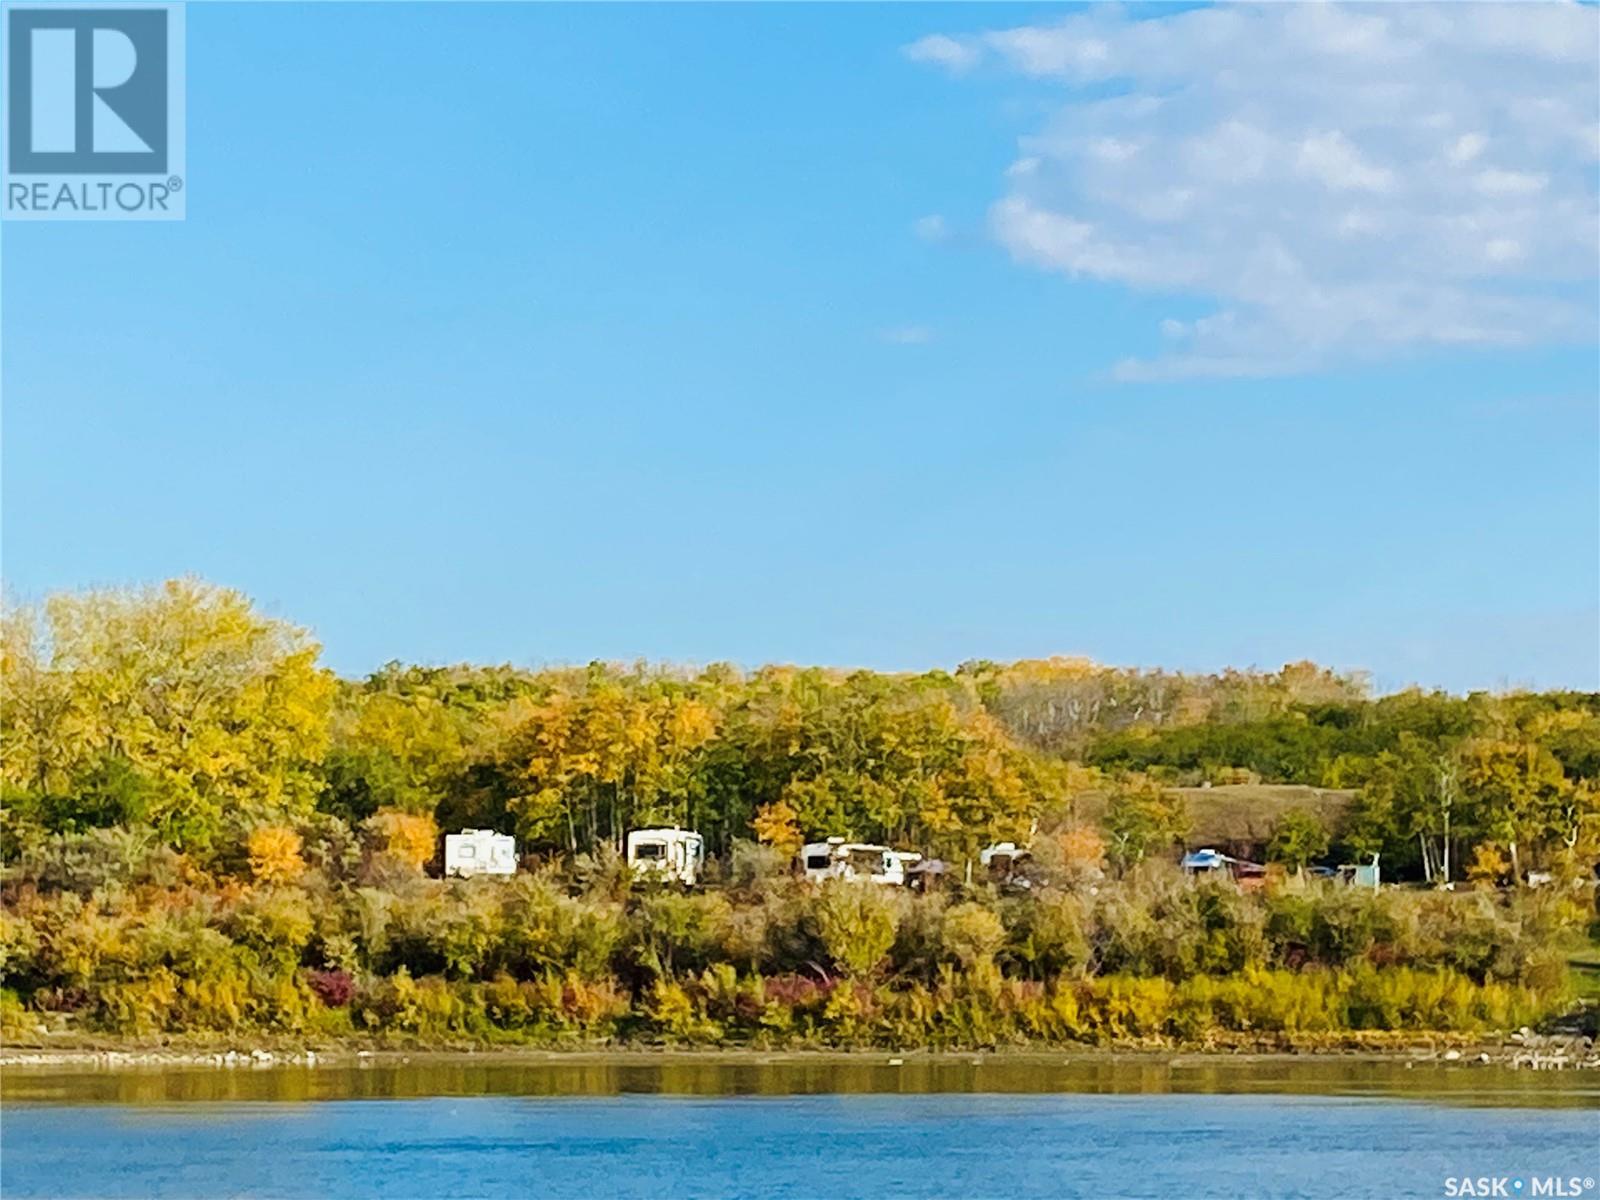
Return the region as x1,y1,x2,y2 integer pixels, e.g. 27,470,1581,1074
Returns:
801,837,846,881
981,841,1035,889
626,828,706,886
443,829,518,878
980,842,1026,869
800,838,916,886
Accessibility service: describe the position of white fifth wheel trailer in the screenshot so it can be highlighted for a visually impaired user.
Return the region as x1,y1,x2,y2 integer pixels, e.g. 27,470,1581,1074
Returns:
443,829,518,878
626,828,706,886
800,838,916,886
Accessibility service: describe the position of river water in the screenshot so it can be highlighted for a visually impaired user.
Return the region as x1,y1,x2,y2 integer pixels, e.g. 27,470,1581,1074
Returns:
3,1056,1596,1199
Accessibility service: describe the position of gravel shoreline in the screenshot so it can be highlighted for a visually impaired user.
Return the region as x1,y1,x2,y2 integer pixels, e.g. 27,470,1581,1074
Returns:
4,1033,1596,1072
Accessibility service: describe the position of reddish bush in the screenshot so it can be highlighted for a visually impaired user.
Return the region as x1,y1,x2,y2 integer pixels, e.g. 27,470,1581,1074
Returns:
307,968,354,1008
761,973,835,1011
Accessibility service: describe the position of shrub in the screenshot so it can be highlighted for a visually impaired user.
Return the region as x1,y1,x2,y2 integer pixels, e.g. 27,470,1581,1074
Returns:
10,826,180,897
1056,825,1106,879
941,902,1005,970
499,873,623,980
812,882,898,978
247,825,306,886
1007,891,1089,979
1466,843,1510,888
380,883,502,979
729,839,788,886
225,886,315,973
298,814,362,882
630,891,734,977
307,967,354,1007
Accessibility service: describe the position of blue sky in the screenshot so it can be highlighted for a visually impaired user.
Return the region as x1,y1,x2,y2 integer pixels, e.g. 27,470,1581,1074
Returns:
3,3,1597,692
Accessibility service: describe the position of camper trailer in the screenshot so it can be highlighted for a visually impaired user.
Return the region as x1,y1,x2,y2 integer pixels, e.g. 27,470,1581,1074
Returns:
801,838,846,881
443,829,518,878
1181,847,1266,890
800,838,914,886
626,828,706,886
981,842,1034,888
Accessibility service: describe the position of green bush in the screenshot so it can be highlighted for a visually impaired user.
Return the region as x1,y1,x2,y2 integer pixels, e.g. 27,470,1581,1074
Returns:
941,902,1006,970
811,883,899,978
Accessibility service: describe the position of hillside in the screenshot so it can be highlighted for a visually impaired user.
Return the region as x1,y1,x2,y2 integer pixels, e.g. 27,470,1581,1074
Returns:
1063,785,1356,853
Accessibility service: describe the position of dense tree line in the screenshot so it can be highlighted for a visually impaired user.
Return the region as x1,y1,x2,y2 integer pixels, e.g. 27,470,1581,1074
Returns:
3,580,1596,1048
3,579,1597,885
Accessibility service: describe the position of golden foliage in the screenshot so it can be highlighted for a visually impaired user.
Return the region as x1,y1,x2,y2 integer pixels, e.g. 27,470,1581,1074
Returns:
247,825,305,885
366,808,439,870
1465,842,1510,888
1057,825,1107,874
2,579,333,848
751,799,802,855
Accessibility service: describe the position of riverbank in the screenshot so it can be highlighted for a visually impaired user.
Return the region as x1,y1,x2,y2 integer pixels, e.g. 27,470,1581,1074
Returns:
5,1030,1597,1073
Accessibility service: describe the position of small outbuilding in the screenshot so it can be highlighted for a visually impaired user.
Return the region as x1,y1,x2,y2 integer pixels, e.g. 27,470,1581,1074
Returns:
1336,854,1381,891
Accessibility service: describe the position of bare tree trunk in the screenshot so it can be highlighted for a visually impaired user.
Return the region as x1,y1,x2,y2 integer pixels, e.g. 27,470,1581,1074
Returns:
1442,803,1451,884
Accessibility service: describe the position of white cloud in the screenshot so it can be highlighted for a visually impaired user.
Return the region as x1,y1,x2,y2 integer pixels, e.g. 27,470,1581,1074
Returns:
1485,238,1523,265
912,214,950,242
1296,132,1395,193
907,4,1599,379
1473,168,1548,197
879,325,934,346
903,34,978,74
1447,132,1487,165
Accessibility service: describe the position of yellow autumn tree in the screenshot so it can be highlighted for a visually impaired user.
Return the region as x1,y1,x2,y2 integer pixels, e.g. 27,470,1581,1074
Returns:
2,580,333,849
751,798,802,855
0,605,73,799
1465,842,1509,889
1057,825,1107,875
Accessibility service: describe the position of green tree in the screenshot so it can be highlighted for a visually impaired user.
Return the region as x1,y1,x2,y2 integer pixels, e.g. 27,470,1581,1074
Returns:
1461,735,1571,886
1267,807,1330,876
1102,781,1189,871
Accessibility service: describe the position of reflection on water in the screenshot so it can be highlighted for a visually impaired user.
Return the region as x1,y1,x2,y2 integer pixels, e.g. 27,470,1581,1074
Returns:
4,1054,1597,1108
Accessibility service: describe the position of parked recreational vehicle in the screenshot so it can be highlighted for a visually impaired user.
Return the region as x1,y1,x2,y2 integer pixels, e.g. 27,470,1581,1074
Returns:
981,842,1033,888
443,829,518,878
1181,847,1267,890
801,838,846,881
626,828,706,886
800,838,915,886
